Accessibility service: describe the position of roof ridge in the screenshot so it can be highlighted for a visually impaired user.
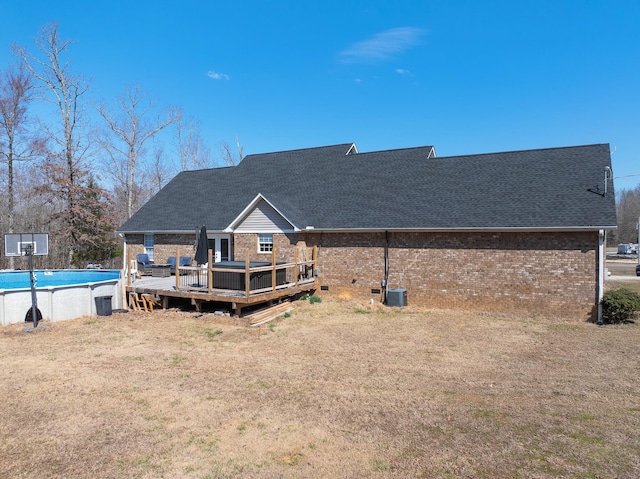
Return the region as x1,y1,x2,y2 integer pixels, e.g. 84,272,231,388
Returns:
181,164,235,173
435,143,610,161
244,143,355,157
355,145,435,155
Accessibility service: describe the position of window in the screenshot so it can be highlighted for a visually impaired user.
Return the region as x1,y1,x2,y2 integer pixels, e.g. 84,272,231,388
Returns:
144,234,154,261
220,238,230,261
258,234,273,253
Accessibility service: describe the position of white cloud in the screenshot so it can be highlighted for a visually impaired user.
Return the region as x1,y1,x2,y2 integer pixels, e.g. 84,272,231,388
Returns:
207,71,230,80
395,68,410,75
339,27,425,63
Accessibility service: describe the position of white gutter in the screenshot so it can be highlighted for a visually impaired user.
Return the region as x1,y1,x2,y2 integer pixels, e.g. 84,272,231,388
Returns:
297,226,618,234
117,229,228,235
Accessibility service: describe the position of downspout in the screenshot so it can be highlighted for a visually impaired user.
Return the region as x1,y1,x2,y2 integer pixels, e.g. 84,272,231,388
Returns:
382,231,389,304
597,229,605,324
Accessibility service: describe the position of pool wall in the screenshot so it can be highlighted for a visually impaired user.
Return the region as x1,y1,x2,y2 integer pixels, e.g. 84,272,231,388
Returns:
0,274,123,326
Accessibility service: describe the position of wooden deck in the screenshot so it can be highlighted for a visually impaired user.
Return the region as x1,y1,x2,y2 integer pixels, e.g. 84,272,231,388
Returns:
125,247,317,316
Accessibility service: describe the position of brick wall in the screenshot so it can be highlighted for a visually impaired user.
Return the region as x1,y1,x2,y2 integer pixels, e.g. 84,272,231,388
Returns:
125,234,196,264
301,231,599,320
233,233,298,263
132,230,600,319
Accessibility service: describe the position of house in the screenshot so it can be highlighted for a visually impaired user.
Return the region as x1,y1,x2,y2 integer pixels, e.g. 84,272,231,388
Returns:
117,142,617,320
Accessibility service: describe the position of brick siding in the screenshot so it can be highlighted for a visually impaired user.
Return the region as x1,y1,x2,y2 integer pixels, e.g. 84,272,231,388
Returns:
302,231,598,320
128,230,600,319
233,233,298,263
125,234,196,264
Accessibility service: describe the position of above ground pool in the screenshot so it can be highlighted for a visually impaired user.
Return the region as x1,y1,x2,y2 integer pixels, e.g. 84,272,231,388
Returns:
0,269,123,326
0,269,121,290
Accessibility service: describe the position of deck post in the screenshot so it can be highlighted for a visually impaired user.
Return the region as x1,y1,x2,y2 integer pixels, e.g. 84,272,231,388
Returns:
175,248,180,291
313,246,318,277
124,245,131,309
127,245,132,286
271,246,276,291
245,251,251,299
294,247,299,287
208,249,213,293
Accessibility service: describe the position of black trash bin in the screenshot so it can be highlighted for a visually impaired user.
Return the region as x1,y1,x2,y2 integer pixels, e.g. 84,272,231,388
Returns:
95,296,113,316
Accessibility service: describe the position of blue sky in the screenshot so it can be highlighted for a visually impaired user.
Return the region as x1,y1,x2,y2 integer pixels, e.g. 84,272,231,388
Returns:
1,0,639,191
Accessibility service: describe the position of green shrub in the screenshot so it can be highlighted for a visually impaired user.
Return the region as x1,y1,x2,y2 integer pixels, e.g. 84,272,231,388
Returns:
601,288,640,324
299,293,322,304
309,295,322,304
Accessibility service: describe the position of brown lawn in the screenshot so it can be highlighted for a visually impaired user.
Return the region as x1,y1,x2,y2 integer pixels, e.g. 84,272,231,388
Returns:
1,298,639,478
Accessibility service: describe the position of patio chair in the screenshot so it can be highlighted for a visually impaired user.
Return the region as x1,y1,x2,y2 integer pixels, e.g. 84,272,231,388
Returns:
167,256,177,274
167,256,192,275
179,256,192,271
136,253,153,275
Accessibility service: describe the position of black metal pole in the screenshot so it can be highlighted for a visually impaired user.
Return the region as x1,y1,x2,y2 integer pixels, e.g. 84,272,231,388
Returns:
27,246,38,328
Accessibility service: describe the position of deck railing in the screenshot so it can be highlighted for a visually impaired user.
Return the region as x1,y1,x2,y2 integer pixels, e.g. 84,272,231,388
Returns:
174,246,317,299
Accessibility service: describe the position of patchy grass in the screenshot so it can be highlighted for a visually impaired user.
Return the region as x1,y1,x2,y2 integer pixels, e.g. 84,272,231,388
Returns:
1,299,640,478
607,278,640,295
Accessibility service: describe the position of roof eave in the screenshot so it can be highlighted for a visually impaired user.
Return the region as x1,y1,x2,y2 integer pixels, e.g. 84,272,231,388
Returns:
119,229,228,235
296,226,618,233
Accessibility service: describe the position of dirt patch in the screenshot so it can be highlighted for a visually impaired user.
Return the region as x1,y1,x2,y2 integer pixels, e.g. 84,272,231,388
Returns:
1,299,639,478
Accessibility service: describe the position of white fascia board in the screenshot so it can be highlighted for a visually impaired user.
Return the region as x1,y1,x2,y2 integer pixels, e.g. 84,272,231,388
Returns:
118,229,226,235
224,193,299,233
297,226,618,233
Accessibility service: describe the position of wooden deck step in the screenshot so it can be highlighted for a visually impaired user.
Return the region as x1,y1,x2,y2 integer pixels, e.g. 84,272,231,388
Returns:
247,302,293,326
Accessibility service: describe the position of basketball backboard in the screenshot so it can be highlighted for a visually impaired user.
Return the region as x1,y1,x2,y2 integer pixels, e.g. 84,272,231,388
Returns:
4,233,49,257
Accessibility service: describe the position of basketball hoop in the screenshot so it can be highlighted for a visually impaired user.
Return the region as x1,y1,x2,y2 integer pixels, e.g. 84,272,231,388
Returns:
4,233,49,329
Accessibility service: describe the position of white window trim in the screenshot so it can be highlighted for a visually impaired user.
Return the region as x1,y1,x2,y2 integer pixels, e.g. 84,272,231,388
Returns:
258,233,273,253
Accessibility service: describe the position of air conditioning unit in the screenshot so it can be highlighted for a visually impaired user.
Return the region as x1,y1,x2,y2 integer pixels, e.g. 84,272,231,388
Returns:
387,288,407,307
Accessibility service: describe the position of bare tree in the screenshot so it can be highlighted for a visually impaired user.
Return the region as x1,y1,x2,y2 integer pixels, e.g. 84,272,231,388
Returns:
96,84,181,218
0,66,45,268
0,67,36,227
616,186,640,244
13,23,91,267
176,115,214,170
220,133,244,166
151,147,171,195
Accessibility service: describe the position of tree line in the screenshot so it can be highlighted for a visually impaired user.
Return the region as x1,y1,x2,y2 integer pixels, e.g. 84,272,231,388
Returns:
0,23,242,270
1,24,638,270
614,185,640,247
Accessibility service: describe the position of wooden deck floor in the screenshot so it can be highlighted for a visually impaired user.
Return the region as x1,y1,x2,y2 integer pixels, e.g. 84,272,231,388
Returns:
125,276,316,316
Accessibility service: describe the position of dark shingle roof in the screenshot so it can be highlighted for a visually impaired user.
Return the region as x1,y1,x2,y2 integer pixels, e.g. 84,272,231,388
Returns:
118,142,617,233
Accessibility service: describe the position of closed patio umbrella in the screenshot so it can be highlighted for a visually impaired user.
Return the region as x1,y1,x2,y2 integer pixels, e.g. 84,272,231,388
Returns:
194,225,209,265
